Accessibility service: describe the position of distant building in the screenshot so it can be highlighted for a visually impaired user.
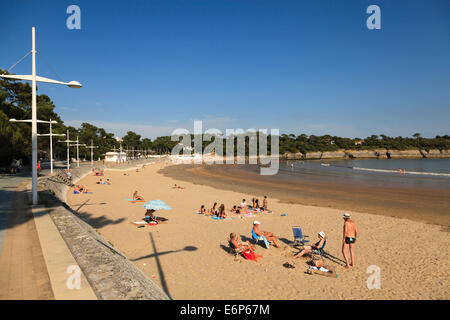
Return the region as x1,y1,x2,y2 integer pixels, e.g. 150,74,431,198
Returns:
105,151,127,163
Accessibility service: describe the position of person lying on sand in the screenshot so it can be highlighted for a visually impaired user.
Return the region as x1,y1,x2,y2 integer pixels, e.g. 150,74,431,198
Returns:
252,221,281,248
294,231,326,258
74,185,88,193
173,184,185,189
133,191,144,201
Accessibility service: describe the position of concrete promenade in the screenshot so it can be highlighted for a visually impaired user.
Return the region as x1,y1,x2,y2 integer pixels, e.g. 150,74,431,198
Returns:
0,174,96,300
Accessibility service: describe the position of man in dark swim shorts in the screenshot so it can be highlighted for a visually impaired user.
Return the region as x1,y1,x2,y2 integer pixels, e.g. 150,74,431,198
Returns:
342,213,358,269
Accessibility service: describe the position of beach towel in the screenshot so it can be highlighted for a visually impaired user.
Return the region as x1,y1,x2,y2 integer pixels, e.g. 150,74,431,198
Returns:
125,198,145,202
131,221,157,227
211,216,233,220
243,214,256,218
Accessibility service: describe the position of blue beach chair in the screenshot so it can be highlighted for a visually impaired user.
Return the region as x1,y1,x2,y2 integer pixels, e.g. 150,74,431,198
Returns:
292,226,309,246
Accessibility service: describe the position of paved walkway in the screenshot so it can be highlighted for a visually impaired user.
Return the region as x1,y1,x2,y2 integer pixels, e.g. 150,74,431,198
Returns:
0,179,54,299
0,175,96,300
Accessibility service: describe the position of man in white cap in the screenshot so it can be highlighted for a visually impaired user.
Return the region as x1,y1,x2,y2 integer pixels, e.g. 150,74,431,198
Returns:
252,221,281,248
342,213,358,269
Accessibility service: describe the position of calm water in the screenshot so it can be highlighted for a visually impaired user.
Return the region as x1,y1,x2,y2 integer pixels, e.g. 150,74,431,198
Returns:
274,158,450,190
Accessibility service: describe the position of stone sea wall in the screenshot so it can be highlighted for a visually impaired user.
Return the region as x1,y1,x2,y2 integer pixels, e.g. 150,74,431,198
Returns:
38,161,169,300
281,149,449,160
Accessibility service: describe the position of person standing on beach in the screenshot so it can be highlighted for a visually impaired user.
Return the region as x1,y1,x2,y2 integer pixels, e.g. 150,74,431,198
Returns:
342,213,357,269
262,196,268,210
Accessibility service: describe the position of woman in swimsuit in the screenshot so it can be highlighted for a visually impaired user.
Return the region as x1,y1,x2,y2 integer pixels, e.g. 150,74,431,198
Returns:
217,204,228,218
294,232,326,258
199,205,207,214
133,191,144,201
229,233,262,261
210,202,217,215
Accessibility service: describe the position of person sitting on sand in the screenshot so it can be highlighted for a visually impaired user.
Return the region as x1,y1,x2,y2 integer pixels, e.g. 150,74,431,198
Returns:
240,199,247,211
217,204,228,219
133,191,144,201
229,233,256,252
254,198,260,209
230,205,241,214
144,209,168,224
209,202,218,214
294,231,326,258
173,184,185,189
106,179,111,185
252,221,281,248
199,205,207,214
144,209,158,224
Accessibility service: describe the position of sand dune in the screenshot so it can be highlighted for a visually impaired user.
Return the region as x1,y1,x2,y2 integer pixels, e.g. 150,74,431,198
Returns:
67,162,449,299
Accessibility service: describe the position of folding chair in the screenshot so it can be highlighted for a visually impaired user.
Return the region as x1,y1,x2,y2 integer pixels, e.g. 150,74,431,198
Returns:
292,226,309,247
228,240,244,258
251,229,270,249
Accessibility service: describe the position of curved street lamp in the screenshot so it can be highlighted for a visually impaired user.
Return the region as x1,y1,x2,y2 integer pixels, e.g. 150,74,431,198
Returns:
1,27,82,204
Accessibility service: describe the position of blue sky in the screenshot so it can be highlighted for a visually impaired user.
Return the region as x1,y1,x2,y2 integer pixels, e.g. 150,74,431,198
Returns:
1,0,449,139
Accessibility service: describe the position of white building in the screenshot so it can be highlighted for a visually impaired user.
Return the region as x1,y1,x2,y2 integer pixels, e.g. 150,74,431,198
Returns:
105,151,127,163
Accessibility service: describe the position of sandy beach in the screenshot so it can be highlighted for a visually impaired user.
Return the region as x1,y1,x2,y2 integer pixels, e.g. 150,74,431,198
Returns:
67,161,449,300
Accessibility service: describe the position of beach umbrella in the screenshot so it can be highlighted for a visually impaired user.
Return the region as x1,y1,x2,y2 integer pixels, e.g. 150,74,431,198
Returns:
143,200,171,211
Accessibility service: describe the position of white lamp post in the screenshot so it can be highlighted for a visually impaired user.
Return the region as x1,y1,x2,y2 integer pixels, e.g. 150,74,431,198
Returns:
58,130,77,171
9,118,62,174
34,118,65,174
84,139,99,167
1,27,81,205
70,136,86,167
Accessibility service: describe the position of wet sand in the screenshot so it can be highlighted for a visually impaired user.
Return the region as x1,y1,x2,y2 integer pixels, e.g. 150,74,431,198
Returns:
66,161,450,300
164,164,450,229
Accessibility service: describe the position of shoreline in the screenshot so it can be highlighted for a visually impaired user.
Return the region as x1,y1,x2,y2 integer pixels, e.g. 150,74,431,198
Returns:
162,164,450,229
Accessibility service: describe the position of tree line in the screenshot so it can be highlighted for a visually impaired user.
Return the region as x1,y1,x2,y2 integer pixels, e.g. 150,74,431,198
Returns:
1,69,449,168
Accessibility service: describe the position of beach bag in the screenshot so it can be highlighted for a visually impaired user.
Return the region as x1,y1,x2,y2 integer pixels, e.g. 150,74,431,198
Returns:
241,249,256,261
